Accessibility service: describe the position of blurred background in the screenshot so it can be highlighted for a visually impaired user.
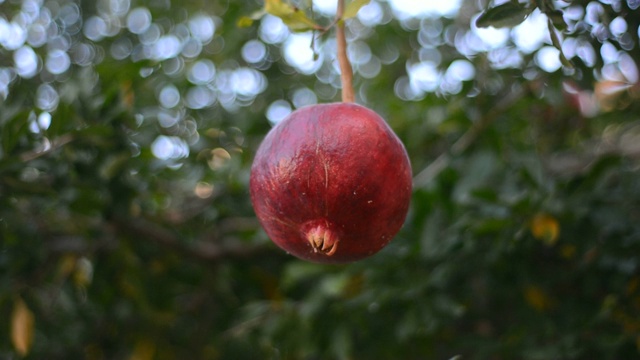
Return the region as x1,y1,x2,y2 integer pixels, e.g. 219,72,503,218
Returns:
1,0,640,358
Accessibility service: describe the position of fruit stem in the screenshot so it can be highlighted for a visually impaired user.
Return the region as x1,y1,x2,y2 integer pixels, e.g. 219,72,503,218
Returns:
336,0,355,103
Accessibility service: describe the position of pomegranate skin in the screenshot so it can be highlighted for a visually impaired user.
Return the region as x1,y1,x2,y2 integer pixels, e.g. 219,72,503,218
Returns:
250,103,412,264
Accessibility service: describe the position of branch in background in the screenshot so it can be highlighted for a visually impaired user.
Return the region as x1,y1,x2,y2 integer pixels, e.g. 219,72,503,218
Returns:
111,216,272,262
48,235,119,254
546,121,640,177
413,85,529,189
44,215,268,263
20,134,74,162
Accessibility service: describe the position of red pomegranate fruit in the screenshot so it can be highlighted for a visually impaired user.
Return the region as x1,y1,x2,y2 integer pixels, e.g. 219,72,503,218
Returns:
250,102,412,264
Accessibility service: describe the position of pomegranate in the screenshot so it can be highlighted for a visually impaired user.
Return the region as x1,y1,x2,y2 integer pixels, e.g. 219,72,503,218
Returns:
250,102,412,264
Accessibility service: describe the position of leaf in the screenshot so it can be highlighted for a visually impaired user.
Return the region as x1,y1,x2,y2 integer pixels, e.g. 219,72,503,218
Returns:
2,110,31,155
100,153,130,180
475,2,534,28
237,9,266,28
330,326,352,359
281,262,327,289
595,80,632,111
56,255,78,280
73,257,94,287
546,10,567,31
530,213,560,245
129,339,156,360
470,188,498,203
474,218,513,235
319,273,351,297
265,0,320,32
11,297,35,357
343,0,371,20
545,18,574,69
237,16,255,28
524,285,555,312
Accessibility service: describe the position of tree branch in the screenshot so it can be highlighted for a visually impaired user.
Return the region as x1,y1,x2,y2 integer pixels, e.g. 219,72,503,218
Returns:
20,134,74,162
111,215,272,262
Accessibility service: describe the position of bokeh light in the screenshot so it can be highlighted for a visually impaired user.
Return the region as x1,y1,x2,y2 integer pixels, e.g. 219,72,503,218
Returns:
36,84,59,111
259,15,289,44
536,47,562,73
14,46,39,78
159,85,181,108
266,100,292,125
46,49,71,74
291,87,318,109
242,40,268,64
188,14,216,44
389,0,461,20
151,135,189,160
29,111,52,133
126,7,152,34
1,0,638,167
357,1,384,27
188,60,216,85
283,32,323,75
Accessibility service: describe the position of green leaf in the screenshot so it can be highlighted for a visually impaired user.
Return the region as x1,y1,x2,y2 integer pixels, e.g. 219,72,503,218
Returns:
265,0,319,32
473,218,513,235
330,326,352,359
343,0,371,20
546,18,573,69
319,273,351,297
470,188,499,203
475,2,534,28
2,110,31,155
100,153,130,180
281,262,327,289
559,51,573,68
546,10,567,31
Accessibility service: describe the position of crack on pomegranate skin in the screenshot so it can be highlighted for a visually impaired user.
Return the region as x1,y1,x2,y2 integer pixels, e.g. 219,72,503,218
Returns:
306,224,338,256
323,159,330,217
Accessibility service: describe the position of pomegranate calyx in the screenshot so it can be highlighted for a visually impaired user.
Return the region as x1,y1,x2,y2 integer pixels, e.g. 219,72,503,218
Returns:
306,224,339,256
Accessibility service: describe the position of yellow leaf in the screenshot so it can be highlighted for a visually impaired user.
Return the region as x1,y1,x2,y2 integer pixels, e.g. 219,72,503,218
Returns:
73,257,94,287
627,277,640,296
237,16,255,28
265,0,319,32
343,273,365,298
129,339,156,360
120,80,134,109
56,254,78,280
11,297,35,357
264,0,294,16
343,0,371,20
236,9,266,28
524,285,554,312
530,213,560,245
595,80,632,111
559,244,576,259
